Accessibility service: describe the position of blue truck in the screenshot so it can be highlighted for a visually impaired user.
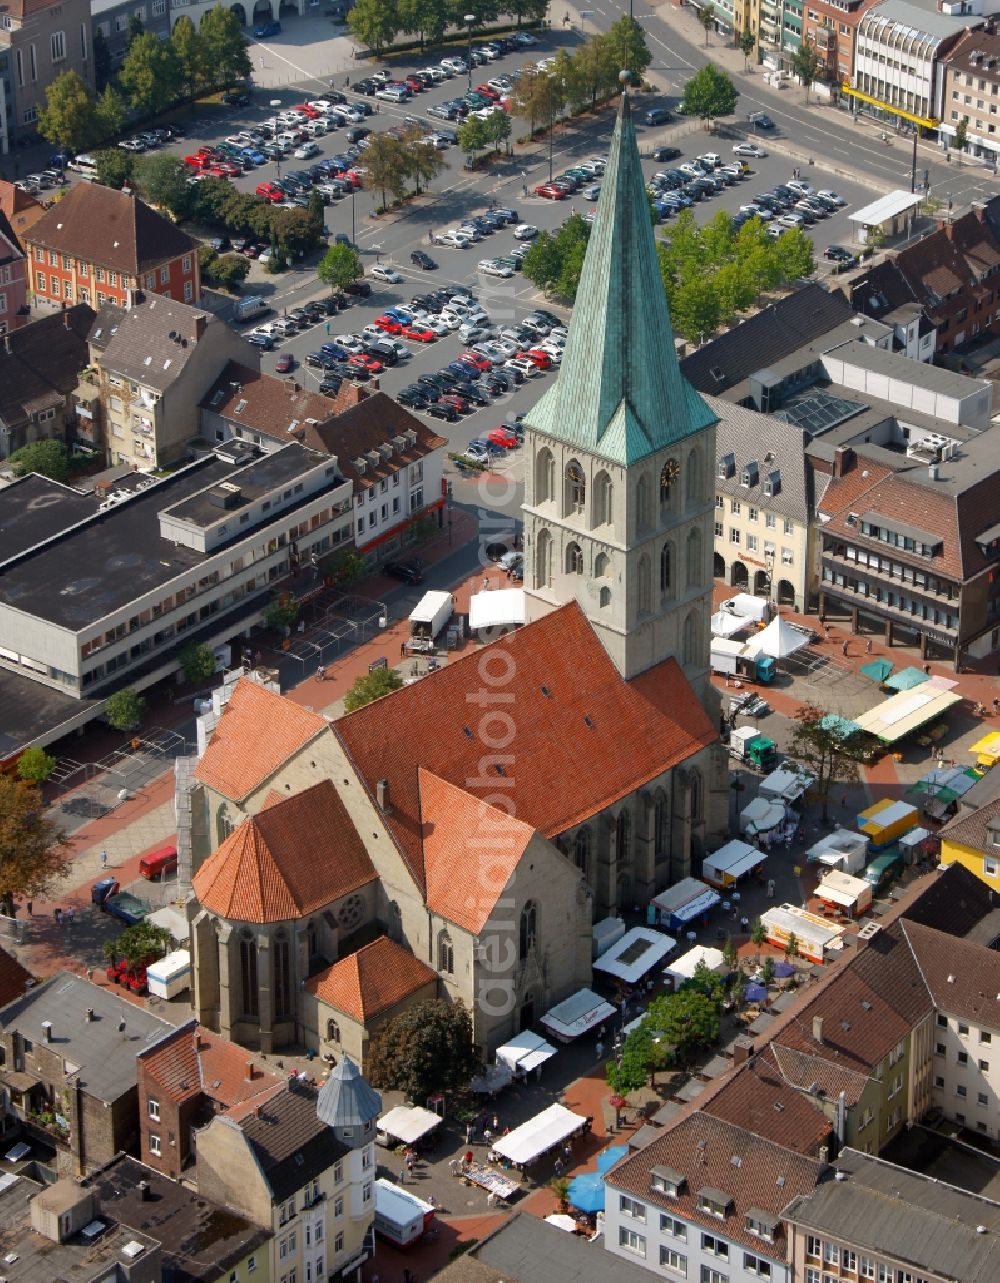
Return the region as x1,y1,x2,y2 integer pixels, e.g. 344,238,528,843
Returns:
91,878,151,926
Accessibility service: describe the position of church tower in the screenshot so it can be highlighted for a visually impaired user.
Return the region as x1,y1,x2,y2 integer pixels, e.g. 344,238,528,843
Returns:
522,90,718,698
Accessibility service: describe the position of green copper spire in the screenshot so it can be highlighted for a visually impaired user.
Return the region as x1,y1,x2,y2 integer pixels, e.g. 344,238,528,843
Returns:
525,91,717,465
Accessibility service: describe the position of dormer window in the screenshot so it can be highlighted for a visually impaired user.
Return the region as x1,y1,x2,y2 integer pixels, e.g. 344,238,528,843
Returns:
746,1209,778,1242
763,469,781,498
651,1166,685,1197
741,461,759,488
697,1187,732,1219
717,452,735,480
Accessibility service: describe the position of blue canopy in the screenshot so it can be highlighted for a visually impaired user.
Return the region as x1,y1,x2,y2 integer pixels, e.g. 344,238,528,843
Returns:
884,666,929,692
819,713,862,740
744,982,768,1003
773,960,796,978
596,1144,629,1175
859,658,893,684
567,1172,606,1213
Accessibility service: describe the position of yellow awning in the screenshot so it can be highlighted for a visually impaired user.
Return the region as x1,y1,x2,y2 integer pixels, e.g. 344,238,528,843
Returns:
840,83,938,130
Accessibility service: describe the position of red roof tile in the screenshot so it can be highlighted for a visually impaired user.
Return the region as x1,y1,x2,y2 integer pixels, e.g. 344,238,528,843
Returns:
336,602,717,892
772,968,911,1074
816,458,892,518
193,779,377,923
419,768,534,933
0,946,32,1011
139,1023,282,1109
200,362,364,444
902,918,1000,1028
195,678,328,802
700,1047,833,1155
304,935,436,1022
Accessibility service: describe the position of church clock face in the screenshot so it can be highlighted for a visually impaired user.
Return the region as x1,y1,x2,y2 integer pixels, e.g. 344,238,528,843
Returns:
661,458,681,488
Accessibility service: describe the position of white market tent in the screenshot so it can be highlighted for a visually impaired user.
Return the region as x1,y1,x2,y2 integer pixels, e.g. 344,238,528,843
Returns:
593,927,676,985
721,593,771,622
740,796,786,836
855,684,962,744
711,609,750,638
377,1105,442,1147
806,830,868,871
702,839,766,888
760,903,845,963
495,1030,558,1075
815,869,872,917
146,905,190,945
492,1102,587,1166
541,989,616,1042
743,615,810,660
651,877,721,929
593,917,627,959
665,945,726,990
469,588,525,633
759,765,816,803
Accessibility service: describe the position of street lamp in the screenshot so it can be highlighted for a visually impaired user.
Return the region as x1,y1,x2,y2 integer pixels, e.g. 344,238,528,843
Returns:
465,14,475,92
763,546,775,607
548,77,565,184
350,183,356,246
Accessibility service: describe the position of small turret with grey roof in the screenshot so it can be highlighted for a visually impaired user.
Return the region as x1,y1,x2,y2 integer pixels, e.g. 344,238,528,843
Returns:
316,1055,381,1149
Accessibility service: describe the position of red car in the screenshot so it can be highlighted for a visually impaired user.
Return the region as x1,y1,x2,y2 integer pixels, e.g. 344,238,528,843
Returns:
461,351,491,371
525,348,553,370
439,392,471,413
405,76,424,93
256,181,284,201
295,102,320,118
476,84,500,101
374,315,403,334
349,353,383,373
402,324,435,342
275,353,295,373
345,169,364,187
535,183,566,200
487,427,518,448
205,164,235,178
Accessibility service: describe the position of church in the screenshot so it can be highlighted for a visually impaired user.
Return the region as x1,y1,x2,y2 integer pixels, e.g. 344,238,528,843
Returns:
182,92,729,1063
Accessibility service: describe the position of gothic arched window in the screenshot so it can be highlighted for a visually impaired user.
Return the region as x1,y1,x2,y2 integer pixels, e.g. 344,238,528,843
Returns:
519,901,538,960
566,542,584,574
566,461,586,515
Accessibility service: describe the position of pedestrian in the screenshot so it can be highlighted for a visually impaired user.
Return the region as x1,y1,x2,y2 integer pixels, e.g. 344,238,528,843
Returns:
923,663,931,675
823,622,830,640
522,182,528,196
865,639,873,654
596,1039,604,1060
842,640,849,657
993,697,1000,715
26,902,32,917
493,1113,499,1132
429,229,434,243
54,907,62,924
101,849,108,868
325,321,331,335
554,1157,563,1176
401,641,406,658
345,75,350,88
482,575,489,591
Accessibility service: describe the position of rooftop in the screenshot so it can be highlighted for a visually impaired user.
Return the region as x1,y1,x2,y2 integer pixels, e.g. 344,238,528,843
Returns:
86,1155,270,1279
902,918,1000,1031
0,474,97,567
0,973,173,1103
824,336,992,402
861,0,980,40
708,397,811,524
137,1021,282,1110
92,295,221,392
700,1047,834,1155
0,305,94,432
305,935,436,1023
230,1079,348,1202
0,664,101,758
200,360,362,442
783,1148,1000,1283
302,390,448,491
940,793,1000,852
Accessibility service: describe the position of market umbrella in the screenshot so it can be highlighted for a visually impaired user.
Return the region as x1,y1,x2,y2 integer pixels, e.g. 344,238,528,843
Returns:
745,982,768,1003
884,665,929,692
545,1214,578,1232
567,1172,606,1214
859,658,893,684
773,960,796,978
608,1094,628,1110
596,1144,628,1175
820,713,863,739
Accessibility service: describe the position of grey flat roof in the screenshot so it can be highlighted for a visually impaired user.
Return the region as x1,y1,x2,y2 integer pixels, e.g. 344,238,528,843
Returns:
0,476,98,567
0,973,173,1102
462,1211,657,1282
866,0,981,39
165,441,332,529
784,1148,1000,1283
825,338,992,400
0,665,101,758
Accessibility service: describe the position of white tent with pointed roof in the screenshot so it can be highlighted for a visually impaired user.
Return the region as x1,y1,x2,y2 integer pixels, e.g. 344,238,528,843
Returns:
743,615,810,660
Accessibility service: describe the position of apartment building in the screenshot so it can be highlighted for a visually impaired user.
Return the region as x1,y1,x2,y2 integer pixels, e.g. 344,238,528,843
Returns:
853,0,977,122
25,183,200,311
0,0,93,153
940,774,1000,893
709,398,814,610
0,207,27,331
941,29,1000,159
802,0,880,87
0,441,352,701
88,296,251,468
784,1147,1000,1283
92,0,171,82
0,303,93,458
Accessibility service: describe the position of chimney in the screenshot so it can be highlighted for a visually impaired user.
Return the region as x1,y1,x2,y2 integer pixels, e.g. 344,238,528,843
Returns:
139,1181,150,1202
832,446,853,479
192,313,207,343
812,1016,824,1044
732,1038,754,1068
929,462,940,481
196,1032,206,1051
41,1021,53,1042
376,778,390,812
245,1060,256,1082
84,1008,94,1022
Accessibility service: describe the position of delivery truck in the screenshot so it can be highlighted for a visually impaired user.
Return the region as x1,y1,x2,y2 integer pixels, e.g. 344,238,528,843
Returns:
729,726,778,769
234,295,270,323
91,877,151,925
710,638,776,683
407,590,452,652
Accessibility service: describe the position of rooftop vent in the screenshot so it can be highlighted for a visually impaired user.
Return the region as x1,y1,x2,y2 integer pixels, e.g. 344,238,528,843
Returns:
948,974,956,983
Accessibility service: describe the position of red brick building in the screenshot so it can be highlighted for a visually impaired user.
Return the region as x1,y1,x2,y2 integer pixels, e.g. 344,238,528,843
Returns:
24,184,200,312
802,0,881,89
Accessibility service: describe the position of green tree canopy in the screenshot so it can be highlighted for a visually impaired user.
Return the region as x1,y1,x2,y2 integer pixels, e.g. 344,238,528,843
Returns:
363,132,409,207
645,986,721,1064
170,15,203,98
608,13,652,82
0,776,71,917
94,145,133,189
8,439,70,482
318,243,363,291
367,999,480,1103
521,213,591,301
738,28,756,70
94,85,127,143
682,62,738,126
344,667,404,712
198,4,252,89
457,114,489,160
397,0,448,48
105,688,147,733
178,643,216,684
207,253,251,288
16,747,57,784
791,39,823,101
699,3,715,45
38,70,96,154
131,154,191,217
103,919,172,968
121,32,181,118
348,0,399,55
788,701,860,822
262,594,300,631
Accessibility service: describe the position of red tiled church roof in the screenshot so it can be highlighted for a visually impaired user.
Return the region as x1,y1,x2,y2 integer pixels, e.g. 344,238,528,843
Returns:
305,936,436,1023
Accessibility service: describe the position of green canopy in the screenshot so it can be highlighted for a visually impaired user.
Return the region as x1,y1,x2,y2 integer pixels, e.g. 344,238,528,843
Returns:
884,666,928,692
910,766,980,803
860,658,894,683
820,713,863,740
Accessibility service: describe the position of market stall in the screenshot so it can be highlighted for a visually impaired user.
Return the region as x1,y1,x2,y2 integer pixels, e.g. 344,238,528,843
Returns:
470,1063,513,1096
374,1179,436,1247
711,609,751,638
806,830,868,875
815,869,872,918
884,665,929,693
702,839,766,888
911,765,980,823
651,878,721,932
377,1105,443,1149
495,1031,557,1078
854,682,962,744
541,990,616,1042
740,796,786,840
491,1103,587,1168
759,904,846,963
469,588,525,636
859,658,894,685
463,1161,519,1200
900,825,935,865
664,945,727,991
592,917,627,959
759,764,816,804
743,615,812,660
969,731,1000,769
592,927,676,985
857,798,918,851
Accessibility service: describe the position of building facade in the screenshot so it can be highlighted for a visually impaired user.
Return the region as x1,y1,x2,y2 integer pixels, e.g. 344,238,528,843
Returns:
853,1,976,122
941,29,1000,159
0,303,93,459
92,0,171,83
0,0,94,153
0,208,27,330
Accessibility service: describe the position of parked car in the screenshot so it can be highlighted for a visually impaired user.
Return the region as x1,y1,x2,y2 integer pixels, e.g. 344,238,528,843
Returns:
411,249,437,270
370,264,403,283
384,559,425,583
252,19,281,36
644,107,672,126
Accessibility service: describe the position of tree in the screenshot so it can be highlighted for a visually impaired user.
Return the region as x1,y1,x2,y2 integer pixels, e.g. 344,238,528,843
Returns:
94,30,112,90
682,62,738,128
773,225,815,282
94,85,126,144
457,114,489,163
722,932,738,970
262,594,300,631
400,126,446,194
762,954,776,985
208,252,251,288
608,13,652,83
788,701,860,823
367,999,480,1103
343,667,404,712
397,0,448,49
0,776,71,917
699,3,715,46
121,33,181,118
8,439,70,481
347,0,399,56
16,747,56,784
94,146,132,189
105,688,146,733
318,242,363,292
785,932,801,961
102,919,172,969
126,10,144,45
669,275,721,342
131,154,190,217
170,15,203,99
507,0,548,26
646,987,720,1064
38,70,96,154
738,27,756,71
328,546,366,585
198,5,252,90
954,116,969,163
791,39,822,102
606,1035,649,1096
750,917,767,962
521,213,591,301
363,131,409,208
483,106,512,155
178,643,216,684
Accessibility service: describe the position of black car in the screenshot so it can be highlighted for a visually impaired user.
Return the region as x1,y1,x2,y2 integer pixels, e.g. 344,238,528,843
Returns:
483,374,509,396
288,308,313,328
355,77,378,95
411,249,437,270
306,351,339,369
302,300,327,319
426,402,459,422
461,385,491,406
319,376,343,396
346,126,370,144
384,559,425,583
345,279,371,298
398,386,431,408
223,90,251,107
417,373,451,393
411,293,440,313
824,244,856,265
747,111,775,130
652,146,682,162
